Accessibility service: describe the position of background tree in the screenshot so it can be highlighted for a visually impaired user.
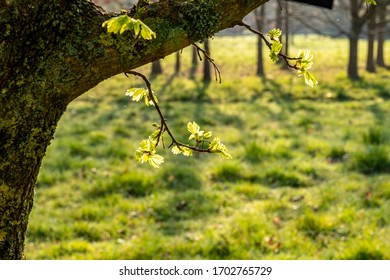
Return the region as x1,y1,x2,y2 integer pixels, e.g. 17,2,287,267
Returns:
366,3,376,73
203,39,212,82
175,52,181,74
376,1,389,67
151,60,163,76
346,0,368,79
190,45,199,79
275,2,284,65
0,0,269,259
292,0,371,79
254,5,266,76
282,0,291,69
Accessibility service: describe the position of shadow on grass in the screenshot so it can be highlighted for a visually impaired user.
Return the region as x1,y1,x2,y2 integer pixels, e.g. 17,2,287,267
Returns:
150,161,222,235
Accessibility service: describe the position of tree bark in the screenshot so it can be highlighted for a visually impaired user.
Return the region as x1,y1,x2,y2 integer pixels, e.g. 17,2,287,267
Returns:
348,32,360,80
376,5,387,67
366,4,376,73
275,2,283,65
347,0,366,80
282,0,290,69
151,60,163,76
203,39,212,83
190,45,199,79
175,52,181,74
255,6,265,76
0,0,269,259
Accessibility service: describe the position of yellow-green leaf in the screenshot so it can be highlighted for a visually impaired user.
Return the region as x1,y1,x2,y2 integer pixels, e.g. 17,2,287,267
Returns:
301,70,318,87
126,88,147,102
148,154,164,168
102,15,131,34
102,15,156,40
208,137,232,159
172,146,182,155
268,28,282,41
187,121,200,135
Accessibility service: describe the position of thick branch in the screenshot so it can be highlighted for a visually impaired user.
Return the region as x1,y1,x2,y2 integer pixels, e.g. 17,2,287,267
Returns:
1,0,270,104
58,0,269,103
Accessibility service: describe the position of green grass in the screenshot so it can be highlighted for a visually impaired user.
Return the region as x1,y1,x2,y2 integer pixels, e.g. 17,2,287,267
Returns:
26,35,390,259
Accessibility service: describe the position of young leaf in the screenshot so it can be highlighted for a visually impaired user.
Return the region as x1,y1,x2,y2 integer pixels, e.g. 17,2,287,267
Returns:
144,92,158,106
268,28,282,41
296,49,314,71
302,70,318,88
208,137,232,159
102,15,156,40
126,88,147,102
102,15,130,34
171,145,182,155
148,154,164,168
125,88,157,106
171,145,193,157
203,131,213,139
187,122,200,135
134,139,164,168
187,121,205,141
270,41,282,62
182,148,193,157
139,22,156,40
295,50,317,87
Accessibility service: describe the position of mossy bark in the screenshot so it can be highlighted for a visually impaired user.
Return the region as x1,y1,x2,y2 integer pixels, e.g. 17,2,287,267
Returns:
0,0,268,259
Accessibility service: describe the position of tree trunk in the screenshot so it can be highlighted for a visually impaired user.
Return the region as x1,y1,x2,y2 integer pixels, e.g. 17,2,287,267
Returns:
347,0,365,80
255,6,265,76
275,2,283,65
0,0,269,259
366,4,376,73
190,45,199,78
203,39,212,83
348,34,360,80
376,6,387,67
151,60,163,76
282,0,290,69
175,52,181,74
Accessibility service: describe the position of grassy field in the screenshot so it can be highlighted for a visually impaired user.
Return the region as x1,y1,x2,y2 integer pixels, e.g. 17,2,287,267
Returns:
26,35,390,259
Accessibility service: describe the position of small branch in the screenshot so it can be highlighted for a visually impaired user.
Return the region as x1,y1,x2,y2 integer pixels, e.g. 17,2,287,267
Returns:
124,71,213,154
192,43,222,83
125,71,166,144
238,21,300,70
131,28,142,48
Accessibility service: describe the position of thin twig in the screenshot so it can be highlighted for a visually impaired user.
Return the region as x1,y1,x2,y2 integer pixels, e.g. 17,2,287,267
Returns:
131,28,142,48
238,21,301,70
192,43,222,83
125,71,213,154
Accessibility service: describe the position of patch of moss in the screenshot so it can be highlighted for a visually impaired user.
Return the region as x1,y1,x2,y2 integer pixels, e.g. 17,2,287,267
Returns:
179,0,222,41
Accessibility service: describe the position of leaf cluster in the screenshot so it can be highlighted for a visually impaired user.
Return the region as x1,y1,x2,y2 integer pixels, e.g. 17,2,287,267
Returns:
296,50,318,87
268,28,282,62
124,73,231,169
101,8,330,169
125,88,158,106
102,15,156,40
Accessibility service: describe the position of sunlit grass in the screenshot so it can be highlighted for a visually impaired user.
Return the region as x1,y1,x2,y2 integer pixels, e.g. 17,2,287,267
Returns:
27,35,390,259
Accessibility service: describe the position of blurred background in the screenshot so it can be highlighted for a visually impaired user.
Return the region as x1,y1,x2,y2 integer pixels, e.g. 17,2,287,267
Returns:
26,0,390,259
